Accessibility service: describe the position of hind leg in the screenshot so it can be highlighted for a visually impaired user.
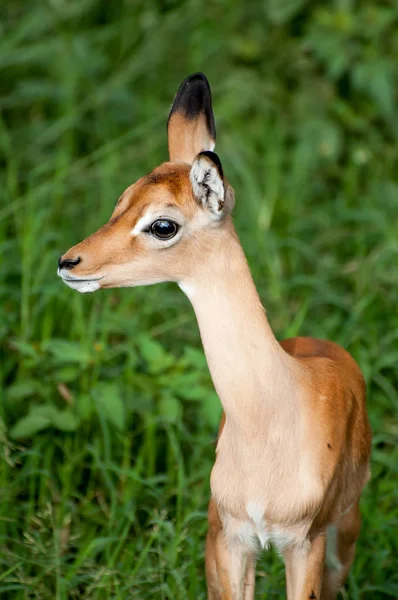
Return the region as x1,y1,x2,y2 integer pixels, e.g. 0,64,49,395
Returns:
321,501,362,600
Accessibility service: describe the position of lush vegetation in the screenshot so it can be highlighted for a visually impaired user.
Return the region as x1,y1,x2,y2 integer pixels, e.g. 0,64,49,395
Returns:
1,1,397,598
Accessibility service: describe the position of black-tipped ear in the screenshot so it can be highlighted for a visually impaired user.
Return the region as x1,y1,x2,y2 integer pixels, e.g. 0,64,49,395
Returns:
190,151,234,221
168,73,216,141
167,73,216,163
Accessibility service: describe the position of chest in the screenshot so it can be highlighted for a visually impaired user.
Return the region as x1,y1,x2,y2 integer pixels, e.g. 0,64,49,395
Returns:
221,503,311,554
210,422,324,532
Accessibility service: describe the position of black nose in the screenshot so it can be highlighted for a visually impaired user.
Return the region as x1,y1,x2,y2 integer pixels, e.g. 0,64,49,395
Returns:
58,256,81,270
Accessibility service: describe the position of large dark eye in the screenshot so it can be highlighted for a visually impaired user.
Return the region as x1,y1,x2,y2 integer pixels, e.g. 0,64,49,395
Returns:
150,219,179,240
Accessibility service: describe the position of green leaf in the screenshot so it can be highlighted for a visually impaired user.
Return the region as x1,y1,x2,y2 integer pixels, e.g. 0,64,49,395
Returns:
52,410,80,432
7,380,40,401
201,392,222,429
10,414,51,439
180,347,208,369
158,394,182,423
77,393,95,421
267,0,308,24
162,371,207,401
55,366,80,382
8,339,38,358
43,339,92,365
138,337,174,374
30,405,59,420
94,384,126,431
9,405,80,438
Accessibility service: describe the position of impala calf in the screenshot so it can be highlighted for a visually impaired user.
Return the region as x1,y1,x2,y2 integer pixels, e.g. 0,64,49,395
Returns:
58,73,372,599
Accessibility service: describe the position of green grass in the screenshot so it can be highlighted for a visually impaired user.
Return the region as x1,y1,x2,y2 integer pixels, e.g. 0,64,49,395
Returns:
1,1,398,598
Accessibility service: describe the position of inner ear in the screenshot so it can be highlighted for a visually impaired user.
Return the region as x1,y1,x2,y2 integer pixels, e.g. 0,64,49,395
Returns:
167,73,216,164
190,151,233,221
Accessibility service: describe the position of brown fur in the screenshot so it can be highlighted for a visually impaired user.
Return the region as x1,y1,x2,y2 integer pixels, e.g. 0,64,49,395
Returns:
208,337,370,599
59,74,372,600
168,112,215,163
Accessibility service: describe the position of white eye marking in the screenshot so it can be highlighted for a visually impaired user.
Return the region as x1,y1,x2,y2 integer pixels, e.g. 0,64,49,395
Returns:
131,215,152,236
131,210,184,246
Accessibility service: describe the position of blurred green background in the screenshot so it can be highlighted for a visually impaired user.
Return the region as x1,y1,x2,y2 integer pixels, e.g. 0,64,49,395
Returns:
0,0,397,598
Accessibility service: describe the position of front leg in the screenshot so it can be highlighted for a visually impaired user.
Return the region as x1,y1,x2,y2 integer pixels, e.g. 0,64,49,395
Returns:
284,534,326,600
206,499,257,600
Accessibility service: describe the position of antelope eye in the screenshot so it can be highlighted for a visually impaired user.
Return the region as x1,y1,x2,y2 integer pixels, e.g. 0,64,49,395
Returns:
150,219,179,240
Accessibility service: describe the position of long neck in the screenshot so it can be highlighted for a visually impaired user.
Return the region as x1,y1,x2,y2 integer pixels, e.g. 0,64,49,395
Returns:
180,219,299,429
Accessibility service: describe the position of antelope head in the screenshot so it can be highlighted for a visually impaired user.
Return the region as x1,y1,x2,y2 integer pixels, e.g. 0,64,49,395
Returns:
58,73,235,293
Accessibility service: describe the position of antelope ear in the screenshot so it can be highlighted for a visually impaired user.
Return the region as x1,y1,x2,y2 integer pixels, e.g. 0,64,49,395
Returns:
190,151,234,220
167,73,216,164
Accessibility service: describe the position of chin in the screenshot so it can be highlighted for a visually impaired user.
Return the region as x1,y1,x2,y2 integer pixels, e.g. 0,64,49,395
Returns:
57,270,103,293
62,278,101,293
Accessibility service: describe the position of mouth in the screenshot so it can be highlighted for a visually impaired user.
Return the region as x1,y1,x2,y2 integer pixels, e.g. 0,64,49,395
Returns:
62,277,103,282
58,269,104,293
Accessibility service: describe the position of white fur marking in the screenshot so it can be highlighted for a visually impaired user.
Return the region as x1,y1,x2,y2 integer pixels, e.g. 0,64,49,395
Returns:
245,502,312,553
223,513,259,553
246,502,269,549
131,214,152,236
130,211,184,249
271,525,300,553
222,504,312,555
178,281,196,300
58,270,101,294
61,278,100,293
